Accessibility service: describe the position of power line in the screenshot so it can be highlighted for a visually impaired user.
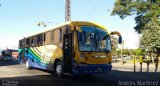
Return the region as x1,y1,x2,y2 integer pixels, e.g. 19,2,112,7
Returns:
86,1,97,20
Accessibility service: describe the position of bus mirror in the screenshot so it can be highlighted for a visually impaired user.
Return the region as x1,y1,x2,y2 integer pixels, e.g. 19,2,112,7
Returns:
102,35,109,40
119,36,122,44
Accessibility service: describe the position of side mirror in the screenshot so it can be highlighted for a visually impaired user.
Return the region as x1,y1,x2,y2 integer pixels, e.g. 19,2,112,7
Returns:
102,35,109,40
119,36,122,44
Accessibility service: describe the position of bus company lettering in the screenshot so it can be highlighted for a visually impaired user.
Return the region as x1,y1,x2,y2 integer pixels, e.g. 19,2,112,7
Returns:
46,48,55,53
44,45,57,54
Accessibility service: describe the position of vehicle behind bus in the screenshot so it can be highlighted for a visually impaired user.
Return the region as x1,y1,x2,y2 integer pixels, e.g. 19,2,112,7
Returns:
1,50,13,61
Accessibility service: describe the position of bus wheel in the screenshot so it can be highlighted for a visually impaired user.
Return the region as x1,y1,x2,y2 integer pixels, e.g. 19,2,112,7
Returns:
1,58,4,61
26,59,32,70
55,61,63,78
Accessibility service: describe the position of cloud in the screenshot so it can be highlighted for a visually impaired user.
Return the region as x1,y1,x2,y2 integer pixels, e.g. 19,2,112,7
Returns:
121,31,139,49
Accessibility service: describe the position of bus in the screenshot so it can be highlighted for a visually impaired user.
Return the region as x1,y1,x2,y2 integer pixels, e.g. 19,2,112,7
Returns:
18,21,122,77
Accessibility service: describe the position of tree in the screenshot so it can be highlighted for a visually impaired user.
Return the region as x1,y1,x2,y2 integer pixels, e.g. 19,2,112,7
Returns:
112,0,160,62
139,27,160,63
140,28,160,53
112,0,160,33
133,48,146,59
128,49,134,55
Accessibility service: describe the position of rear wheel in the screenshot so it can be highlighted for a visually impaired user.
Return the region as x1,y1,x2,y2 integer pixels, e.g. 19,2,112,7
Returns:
1,57,4,61
26,59,32,70
54,61,63,78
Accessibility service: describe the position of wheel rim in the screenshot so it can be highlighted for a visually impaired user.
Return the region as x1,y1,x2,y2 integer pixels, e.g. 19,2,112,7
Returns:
26,60,29,68
56,64,62,75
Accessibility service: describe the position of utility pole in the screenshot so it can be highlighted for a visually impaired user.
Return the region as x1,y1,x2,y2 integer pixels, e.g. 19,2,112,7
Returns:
65,0,71,21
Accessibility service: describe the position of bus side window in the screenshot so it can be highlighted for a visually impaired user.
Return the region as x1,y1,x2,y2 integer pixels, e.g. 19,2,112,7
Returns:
19,40,22,48
54,29,60,44
26,38,30,47
61,28,66,44
33,36,37,46
43,33,46,42
22,39,26,47
40,34,43,45
30,37,34,46
37,34,43,46
59,29,62,42
45,31,51,45
51,30,54,44
37,35,40,45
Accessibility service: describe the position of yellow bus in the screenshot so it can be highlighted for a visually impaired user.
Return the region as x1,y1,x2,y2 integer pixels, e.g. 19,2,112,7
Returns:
18,21,122,77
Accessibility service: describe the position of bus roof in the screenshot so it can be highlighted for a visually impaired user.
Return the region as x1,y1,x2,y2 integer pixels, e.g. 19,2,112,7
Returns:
23,21,109,39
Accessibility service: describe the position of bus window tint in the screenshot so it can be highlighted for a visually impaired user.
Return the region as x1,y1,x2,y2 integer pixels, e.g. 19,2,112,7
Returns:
77,26,111,52
26,38,30,47
30,37,34,46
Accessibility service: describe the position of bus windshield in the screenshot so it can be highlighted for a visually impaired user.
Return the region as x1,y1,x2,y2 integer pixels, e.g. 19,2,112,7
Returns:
77,26,111,52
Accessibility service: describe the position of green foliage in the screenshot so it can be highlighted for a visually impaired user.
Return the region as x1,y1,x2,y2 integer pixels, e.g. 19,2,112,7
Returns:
112,0,160,53
140,27,160,52
112,48,145,57
112,49,121,57
134,48,145,56
123,49,129,55
112,0,160,33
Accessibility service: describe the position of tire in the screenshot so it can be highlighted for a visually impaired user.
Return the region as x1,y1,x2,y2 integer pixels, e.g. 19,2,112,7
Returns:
26,59,32,70
54,61,63,78
2,57,4,61
84,74,92,78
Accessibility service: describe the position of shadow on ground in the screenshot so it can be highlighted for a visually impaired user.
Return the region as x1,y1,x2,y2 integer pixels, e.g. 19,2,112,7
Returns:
0,60,19,66
0,70,159,86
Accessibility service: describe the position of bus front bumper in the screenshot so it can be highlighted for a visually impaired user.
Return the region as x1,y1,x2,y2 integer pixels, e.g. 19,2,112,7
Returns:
72,64,112,75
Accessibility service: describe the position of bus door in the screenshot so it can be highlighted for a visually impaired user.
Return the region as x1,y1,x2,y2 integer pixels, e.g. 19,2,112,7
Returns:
63,33,73,74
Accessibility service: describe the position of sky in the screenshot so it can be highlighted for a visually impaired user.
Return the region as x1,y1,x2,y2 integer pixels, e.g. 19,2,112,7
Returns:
0,0,139,49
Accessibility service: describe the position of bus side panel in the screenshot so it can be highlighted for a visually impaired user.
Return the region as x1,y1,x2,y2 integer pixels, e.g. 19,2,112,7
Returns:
18,44,63,71
18,48,25,64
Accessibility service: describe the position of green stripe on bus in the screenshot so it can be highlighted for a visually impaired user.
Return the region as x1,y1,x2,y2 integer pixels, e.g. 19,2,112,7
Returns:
28,48,49,64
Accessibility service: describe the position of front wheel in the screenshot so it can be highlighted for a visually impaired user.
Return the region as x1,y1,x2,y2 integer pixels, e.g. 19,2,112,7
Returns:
54,61,63,78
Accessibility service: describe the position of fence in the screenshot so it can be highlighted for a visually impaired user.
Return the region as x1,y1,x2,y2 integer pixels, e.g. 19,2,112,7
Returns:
132,56,159,72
